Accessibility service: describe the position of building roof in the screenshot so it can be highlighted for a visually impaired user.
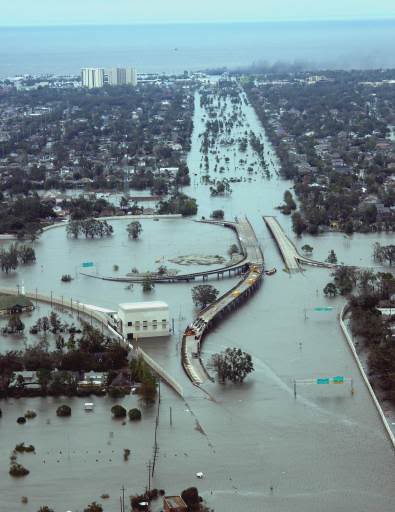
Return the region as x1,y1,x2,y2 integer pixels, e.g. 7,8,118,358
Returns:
118,301,168,312
164,496,187,508
0,294,33,311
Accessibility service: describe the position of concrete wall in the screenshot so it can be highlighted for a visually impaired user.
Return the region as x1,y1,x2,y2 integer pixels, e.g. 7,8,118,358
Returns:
340,303,395,449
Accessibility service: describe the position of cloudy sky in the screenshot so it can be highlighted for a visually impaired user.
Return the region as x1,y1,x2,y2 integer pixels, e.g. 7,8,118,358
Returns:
1,0,395,26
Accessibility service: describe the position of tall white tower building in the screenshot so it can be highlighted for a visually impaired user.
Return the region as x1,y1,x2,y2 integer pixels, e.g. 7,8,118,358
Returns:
126,68,138,86
81,68,105,88
108,68,127,86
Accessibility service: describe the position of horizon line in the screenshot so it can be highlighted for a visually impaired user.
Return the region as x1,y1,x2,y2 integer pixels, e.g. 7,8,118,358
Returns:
1,16,395,28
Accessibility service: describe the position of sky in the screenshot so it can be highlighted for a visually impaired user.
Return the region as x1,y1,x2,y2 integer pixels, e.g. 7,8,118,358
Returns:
1,0,395,26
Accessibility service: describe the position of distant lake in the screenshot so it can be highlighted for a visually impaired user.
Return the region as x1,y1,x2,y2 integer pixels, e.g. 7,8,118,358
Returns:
0,19,395,77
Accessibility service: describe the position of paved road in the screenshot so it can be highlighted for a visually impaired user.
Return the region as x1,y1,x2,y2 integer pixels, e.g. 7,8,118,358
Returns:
263,216,334,270
264,216,301,270
182,217,264,385
81,220,249,283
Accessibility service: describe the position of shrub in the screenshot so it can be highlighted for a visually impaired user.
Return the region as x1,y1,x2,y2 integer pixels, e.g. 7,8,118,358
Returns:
108,387,126,399
56,405,71,417
128,408,142,421
21,496,28,504
181,487,200,509
210,209,224,220
123,448,131,461
111,404,126,418
61,274,72,282
17,416,26,424
15,443,35,453
24,410,37,419
9,463,29,477
84,502,103,512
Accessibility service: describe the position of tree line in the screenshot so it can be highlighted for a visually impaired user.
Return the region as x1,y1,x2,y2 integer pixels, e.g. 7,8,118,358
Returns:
66,218,113,239
0,243,36,273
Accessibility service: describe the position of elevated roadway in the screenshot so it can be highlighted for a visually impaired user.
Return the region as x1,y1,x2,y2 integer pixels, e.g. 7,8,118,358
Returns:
181,218,264,385
263,215,336,271
81,220,250,284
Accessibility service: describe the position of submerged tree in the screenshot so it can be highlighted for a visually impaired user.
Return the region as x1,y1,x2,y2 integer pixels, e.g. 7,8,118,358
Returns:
326,250,338,264
84,502,103,512
0,244,19,273
191,284,219,309
7,314,25,334
212,347,254,384
66,218,113,239
373,242,395,266
142,275,154,292
332,266,358,295
127,221,142,240
323,282,338,297
301,244,313,254
291,211,306,236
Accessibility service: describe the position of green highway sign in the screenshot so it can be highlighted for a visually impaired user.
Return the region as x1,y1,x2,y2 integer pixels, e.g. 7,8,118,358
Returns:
317,378,330,384
332,376,344,384
82,261,94,268
314,307,334,312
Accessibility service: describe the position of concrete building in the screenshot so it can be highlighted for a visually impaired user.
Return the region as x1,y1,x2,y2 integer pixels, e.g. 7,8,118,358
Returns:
81,68,105,88
126,67,138,86
108,67,127,86
117,301,170,340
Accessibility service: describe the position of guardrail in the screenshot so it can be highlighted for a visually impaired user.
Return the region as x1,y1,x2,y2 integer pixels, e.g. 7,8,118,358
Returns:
137,347,184,397
340,303,395,449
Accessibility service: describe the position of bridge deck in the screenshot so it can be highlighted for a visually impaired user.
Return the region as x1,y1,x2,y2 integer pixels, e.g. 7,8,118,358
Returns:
263,216,334,270
182,218,264,385
263,216,300,271
81,220,249,284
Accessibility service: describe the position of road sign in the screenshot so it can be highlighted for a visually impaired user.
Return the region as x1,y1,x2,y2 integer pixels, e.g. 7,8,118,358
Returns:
317,378,330,384
314,307,334,312
82,261,94,268
332,376,344,384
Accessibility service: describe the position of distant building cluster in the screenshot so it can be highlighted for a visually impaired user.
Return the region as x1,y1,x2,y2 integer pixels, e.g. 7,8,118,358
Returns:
81,67,137,88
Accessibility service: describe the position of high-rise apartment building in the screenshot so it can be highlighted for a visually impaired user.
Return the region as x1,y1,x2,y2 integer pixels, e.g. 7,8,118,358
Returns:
81,68,105,88
108,67,127,86
81,67,137,88
125,68,138,86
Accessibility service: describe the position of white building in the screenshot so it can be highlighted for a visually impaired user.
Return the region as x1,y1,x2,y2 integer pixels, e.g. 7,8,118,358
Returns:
126,67,138,86
81,68,105,88
117,301,170,340
108,67,127,86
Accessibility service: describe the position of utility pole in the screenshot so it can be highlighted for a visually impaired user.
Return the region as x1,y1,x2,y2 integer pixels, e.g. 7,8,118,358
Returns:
147,460,152,495
120,485,125,512
170,406,173,426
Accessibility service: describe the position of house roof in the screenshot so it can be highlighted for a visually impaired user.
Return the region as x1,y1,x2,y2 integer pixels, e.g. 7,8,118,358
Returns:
0,294,33,311
164,496,187,508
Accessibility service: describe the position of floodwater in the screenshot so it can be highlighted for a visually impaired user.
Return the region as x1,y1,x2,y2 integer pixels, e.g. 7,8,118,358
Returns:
1,88,395,512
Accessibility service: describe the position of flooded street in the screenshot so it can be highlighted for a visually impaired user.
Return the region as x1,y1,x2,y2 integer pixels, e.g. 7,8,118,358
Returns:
1,86,395,512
